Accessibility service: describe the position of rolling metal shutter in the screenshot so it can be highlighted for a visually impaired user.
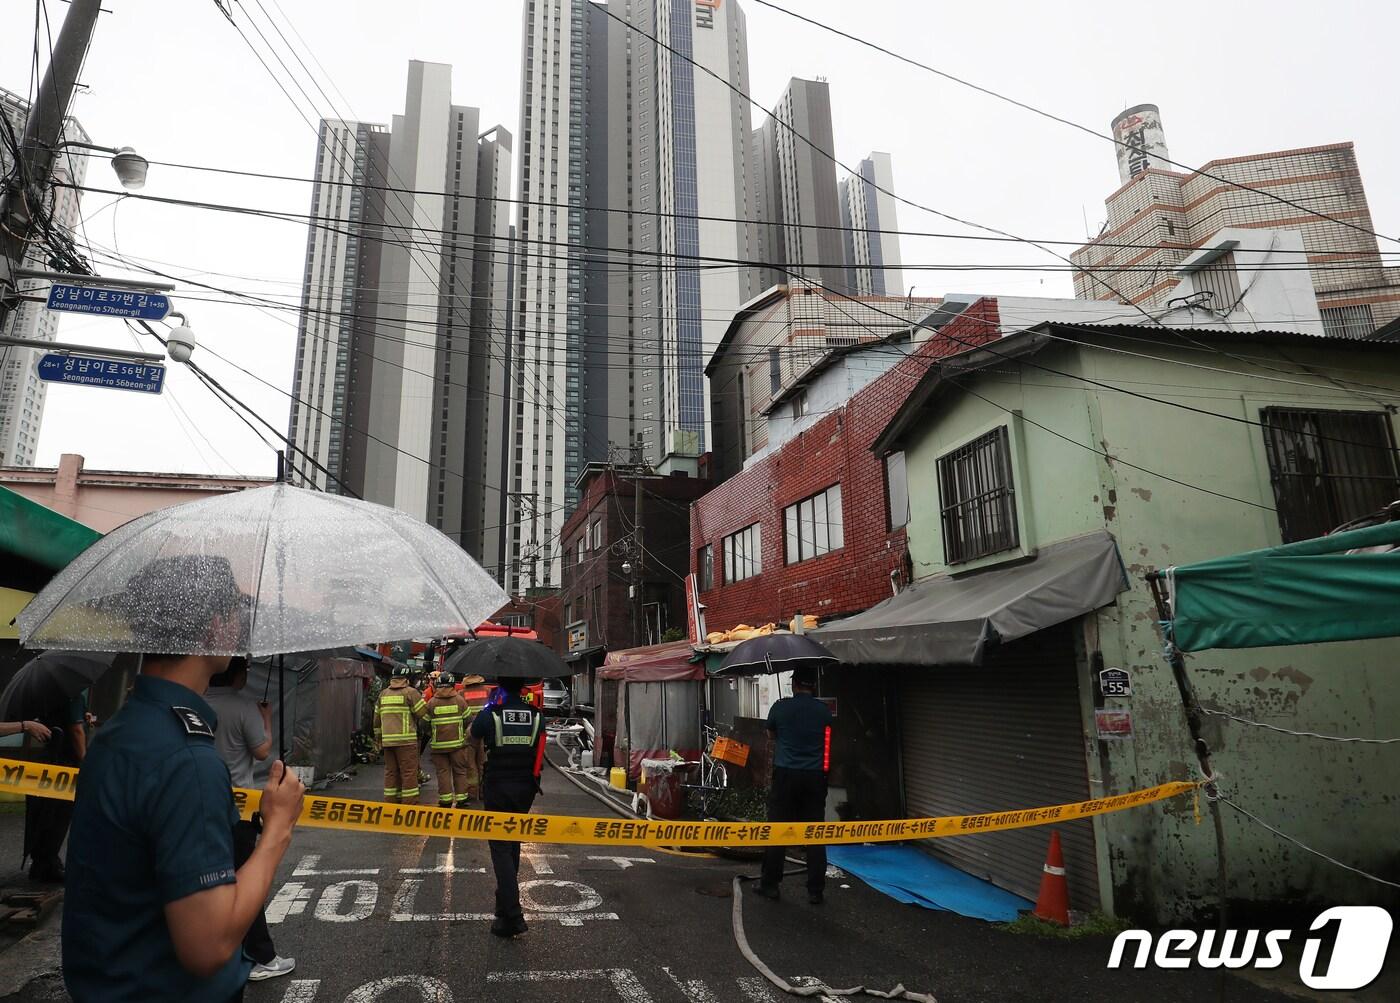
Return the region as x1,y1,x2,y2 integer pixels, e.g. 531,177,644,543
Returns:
900,624,1100,911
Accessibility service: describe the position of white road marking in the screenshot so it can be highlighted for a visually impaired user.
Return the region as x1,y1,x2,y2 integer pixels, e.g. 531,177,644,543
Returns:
737,977,783,1001
273,980,321,1002
344,975,453,1002
586,855,657,871
293,854,379,877
388,877,618,925
520,851,569,875
266,882,315,924
518,878,603,913
663,966,721,1002
399,851,485,875
486,969,653,1002
313,880,379,923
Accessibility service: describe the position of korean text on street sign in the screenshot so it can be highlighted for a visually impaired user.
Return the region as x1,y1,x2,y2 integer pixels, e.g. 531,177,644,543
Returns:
1099,667,1132,697
36,353,165,395
46,283,170,321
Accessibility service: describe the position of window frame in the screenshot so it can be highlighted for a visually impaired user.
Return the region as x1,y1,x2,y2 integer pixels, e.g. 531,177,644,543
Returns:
722,523,762,584
697,543,714,592
885,450,909,531
936,426,1019,565
1260,406,1400,543
783,484,845,565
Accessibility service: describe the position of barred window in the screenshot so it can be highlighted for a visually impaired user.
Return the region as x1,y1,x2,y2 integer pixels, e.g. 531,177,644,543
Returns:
937,427,1018,564
1320,304,1376,340
1261,408,1400,542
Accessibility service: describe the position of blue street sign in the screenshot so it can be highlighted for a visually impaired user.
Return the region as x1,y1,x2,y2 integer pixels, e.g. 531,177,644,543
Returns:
46,283,171,321
35,353,166,394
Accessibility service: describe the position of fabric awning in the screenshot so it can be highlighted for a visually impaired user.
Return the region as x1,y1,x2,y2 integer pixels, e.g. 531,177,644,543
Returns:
815,531,1127,666
599,639,705,681
1166,520,1400,652
0,485,101,573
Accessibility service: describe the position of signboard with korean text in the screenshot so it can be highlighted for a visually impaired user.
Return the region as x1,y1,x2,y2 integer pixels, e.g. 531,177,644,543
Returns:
36,353,165,395
46,283,171,321
1094,707,1133,740
566,621,589,653
1098,667,1132,698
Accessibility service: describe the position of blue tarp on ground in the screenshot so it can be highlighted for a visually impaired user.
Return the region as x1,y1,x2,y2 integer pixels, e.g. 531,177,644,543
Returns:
827,844,1031,922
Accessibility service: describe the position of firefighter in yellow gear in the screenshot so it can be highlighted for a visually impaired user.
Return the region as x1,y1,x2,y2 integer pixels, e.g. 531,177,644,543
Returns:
426,671,472,807
374,664,428,803
459,674,490,801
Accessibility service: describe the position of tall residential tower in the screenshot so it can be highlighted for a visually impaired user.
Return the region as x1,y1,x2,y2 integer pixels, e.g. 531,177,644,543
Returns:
0,87,87,467
507,0,758,592
286,62,513,577
839,152,903,297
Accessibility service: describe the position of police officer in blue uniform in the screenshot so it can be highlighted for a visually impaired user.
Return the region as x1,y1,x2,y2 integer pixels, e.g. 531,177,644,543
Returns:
62,556,305,1003
469,675,544,938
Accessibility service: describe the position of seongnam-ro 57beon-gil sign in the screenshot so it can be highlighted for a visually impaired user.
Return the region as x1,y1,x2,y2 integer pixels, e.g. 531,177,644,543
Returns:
1108,906,1392,990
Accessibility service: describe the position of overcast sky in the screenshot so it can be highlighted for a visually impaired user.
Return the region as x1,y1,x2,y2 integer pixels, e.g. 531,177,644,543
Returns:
5,0,1397,479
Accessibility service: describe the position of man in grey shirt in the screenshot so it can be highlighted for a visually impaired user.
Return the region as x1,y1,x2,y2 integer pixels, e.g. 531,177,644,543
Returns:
205,658,296,983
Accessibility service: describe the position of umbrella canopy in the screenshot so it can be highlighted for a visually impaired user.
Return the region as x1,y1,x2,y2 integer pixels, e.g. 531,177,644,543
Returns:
444,636,567,680
714,633,839,676
0,650,117,721
16,483,507,657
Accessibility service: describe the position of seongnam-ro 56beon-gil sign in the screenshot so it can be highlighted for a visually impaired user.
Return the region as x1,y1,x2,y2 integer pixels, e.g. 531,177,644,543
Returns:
1108,906,1392,990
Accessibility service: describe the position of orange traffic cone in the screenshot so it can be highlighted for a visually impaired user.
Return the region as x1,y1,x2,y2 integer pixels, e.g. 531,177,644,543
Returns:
1032,831,1070,926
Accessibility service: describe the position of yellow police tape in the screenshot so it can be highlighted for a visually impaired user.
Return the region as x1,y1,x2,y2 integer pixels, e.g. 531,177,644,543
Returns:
0,757,1195,848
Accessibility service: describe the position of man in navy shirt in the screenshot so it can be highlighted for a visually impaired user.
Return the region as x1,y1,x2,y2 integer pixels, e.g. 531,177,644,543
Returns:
756,667,833,904
62,556,305,1003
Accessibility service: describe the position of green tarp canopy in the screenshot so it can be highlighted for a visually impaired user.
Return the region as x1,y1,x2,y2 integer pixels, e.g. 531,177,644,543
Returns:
1167,521,1400,652
0,484,101,573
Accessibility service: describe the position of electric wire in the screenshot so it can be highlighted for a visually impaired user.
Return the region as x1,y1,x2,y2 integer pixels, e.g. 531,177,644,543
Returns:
750,0,1400,248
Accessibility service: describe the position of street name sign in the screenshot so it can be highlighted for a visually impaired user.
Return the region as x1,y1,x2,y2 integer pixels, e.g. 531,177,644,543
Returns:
36,353,165,394
46,283,170,321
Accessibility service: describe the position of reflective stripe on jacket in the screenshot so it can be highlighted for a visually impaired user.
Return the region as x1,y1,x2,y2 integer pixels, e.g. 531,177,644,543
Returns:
375,683,426,746
428,694,468,750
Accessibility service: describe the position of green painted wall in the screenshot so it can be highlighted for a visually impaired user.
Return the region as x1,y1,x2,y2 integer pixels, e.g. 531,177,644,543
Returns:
898,335,1400,921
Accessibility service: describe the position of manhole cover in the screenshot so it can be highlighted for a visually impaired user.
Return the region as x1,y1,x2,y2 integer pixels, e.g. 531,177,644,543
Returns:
694,881,734,898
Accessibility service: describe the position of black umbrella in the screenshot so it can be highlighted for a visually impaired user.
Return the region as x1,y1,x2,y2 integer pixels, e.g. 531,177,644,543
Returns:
444,636,567,680
0,650,118,722
715,633,839,676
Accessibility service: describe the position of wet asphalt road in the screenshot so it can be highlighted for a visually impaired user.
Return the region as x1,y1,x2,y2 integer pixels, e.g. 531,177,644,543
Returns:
239,749,1301,1003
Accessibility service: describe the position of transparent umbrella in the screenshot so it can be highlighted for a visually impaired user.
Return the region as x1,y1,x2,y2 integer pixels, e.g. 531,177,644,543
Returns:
17,483,508,656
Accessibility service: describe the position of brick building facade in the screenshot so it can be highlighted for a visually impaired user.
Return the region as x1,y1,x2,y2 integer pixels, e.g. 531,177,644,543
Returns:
691,299,1002,632
558,464,712,657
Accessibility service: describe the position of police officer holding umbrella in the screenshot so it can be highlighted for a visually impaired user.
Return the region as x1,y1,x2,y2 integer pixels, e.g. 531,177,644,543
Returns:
457,636,561,938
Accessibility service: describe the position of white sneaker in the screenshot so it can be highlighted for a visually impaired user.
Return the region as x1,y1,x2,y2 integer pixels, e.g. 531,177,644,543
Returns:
249,956,296,981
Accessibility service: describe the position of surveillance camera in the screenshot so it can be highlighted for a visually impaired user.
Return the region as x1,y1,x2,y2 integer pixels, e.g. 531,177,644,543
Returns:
166,324,196,364
621,561,632,574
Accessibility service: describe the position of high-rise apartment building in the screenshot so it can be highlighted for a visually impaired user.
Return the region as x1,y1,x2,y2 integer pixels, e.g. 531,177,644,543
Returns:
0,87,87,467
751,77,845,295
508,0,757,592
287,118,389,500
286,62,513,576
1071,105,1400,337
840,152,903,297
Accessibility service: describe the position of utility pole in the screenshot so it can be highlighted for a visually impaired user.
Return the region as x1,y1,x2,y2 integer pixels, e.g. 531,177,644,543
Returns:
0,0,103,331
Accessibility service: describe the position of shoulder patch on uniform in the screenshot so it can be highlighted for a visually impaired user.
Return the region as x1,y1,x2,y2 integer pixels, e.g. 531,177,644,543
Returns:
172,706,215,738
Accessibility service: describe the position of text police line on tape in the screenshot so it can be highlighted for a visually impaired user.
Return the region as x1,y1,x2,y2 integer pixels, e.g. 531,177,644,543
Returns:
0,758,1195,847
